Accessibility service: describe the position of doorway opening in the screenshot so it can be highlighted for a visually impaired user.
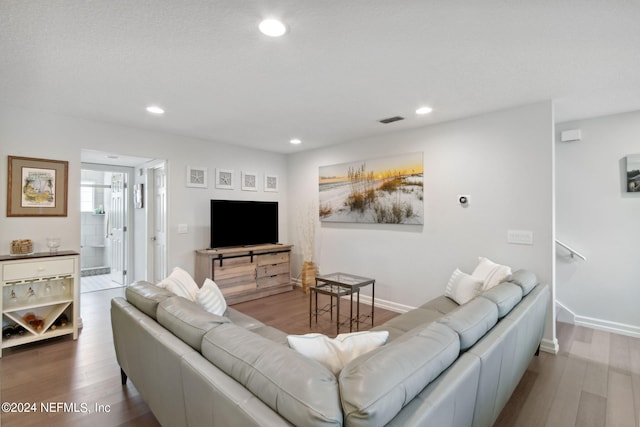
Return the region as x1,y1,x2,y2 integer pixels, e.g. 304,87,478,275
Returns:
80,166,132,293
80,149,167,293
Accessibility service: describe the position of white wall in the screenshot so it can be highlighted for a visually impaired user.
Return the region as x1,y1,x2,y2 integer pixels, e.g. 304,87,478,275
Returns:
556,110,640,336
288,101,555,347
0,105,288,279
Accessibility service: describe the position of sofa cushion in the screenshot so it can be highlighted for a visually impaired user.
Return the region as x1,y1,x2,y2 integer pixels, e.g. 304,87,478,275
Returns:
437,297,499,350
419,295,459,315
125,281,174,320
157,267,200,301
339,322,460,427
287,331,389,375
508,269,538,295
472,257,512,291
252,325,289,345
480,282,523,318
445,268,484,304
369,324,407,342
223,307,265,330
157,296,229,351
381,308,442,333
202,323,343,427
196,278,227,316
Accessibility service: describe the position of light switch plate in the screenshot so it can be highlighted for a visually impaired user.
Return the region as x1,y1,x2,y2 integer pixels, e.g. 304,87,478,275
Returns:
507,229,533,245
178,224,188,234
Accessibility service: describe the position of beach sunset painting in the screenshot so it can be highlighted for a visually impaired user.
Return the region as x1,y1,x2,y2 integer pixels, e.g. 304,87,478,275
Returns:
319,152,424,224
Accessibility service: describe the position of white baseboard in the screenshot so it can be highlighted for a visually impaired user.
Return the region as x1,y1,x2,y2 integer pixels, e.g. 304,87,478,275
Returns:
540,338,559,354
555,300,575,324
573,316,640,339
555,300,640,339
353,294,414,314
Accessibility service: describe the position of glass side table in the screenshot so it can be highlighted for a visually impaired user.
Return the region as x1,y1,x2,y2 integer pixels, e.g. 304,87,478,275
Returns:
309,272,375,334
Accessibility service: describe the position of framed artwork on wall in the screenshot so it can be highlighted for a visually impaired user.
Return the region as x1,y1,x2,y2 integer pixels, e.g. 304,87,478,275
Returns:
241,171,258,191
134,184,144,208
186,166,207,188
264,174,279,192
7,156,69,217
215,168,234,190
626,154,640,192
318,151,424,224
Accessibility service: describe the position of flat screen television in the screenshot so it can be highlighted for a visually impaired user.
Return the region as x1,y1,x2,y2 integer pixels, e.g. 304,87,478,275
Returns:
210,200,279,248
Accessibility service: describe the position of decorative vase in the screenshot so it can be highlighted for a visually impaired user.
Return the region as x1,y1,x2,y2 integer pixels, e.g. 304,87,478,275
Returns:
301,261,317,294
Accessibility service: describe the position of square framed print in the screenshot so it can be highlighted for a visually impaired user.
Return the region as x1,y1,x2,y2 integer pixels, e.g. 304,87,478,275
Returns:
215,168,234,190
186,166,208,188
241,171,258,191
264,174,279,192
7,156,69,217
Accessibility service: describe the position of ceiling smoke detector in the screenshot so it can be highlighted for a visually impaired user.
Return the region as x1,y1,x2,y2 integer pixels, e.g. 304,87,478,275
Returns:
378,116,405,124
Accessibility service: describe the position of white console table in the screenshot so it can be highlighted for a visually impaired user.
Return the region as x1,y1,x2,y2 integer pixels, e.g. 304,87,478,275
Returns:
1,251,80,357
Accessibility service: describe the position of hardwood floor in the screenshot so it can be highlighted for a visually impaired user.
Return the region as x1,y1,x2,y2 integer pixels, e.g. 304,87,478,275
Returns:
2,287,639,426
231,286,400,336
1,287,159,427
495,321,640,427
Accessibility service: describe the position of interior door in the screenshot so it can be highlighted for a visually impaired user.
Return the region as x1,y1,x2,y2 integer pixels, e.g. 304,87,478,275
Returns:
151,164,167,282
110,172,126,284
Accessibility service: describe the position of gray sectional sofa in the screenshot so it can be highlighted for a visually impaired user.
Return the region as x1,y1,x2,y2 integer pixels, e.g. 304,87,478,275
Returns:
110,269,549,427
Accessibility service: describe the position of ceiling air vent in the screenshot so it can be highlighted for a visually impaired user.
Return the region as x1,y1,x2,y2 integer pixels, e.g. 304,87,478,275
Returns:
378,116,405,124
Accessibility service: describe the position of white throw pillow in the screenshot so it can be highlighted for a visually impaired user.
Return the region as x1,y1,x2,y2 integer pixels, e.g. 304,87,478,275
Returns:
196,278,227,316
287,330,389,375
445,268,484,305
157,267,200,301
472,257,512,291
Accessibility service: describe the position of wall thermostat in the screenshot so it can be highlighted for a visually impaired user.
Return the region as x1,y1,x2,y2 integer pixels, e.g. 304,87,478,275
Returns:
458,195,470,205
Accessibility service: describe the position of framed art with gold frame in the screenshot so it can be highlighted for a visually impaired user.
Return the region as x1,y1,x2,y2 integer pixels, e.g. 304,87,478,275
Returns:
7,156,69,217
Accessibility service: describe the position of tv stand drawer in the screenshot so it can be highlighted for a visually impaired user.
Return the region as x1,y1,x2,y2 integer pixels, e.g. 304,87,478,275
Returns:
257,252,289,266
257,273,290,289
256,262,290,278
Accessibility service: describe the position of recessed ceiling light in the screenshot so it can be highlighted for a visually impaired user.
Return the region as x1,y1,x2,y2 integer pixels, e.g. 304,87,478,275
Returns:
290,138,302,145
259,19,287,37
146,105,165,115
416,106,433,115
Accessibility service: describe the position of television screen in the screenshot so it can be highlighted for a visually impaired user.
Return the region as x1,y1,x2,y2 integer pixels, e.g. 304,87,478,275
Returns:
210,200,279,248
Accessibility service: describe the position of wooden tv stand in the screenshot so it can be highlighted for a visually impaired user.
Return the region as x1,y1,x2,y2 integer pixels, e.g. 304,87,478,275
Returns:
195,244,293,305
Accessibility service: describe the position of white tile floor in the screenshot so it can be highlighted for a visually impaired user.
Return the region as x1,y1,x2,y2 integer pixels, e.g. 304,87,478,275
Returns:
81,273,123,293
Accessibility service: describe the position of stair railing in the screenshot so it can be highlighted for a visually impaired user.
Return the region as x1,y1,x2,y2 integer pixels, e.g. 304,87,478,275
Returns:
555,240,587,261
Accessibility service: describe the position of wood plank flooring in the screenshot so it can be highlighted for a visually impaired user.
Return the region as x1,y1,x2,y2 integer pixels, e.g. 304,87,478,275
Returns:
2,286,640,426
1,287,159,427
494,321,640,427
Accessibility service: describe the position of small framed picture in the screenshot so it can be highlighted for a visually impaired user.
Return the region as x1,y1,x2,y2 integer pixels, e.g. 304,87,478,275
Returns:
264,174,279,192
186,166,207,188
7,156,69,217
134,184,144,208
241,171,258,191
215,168,234,190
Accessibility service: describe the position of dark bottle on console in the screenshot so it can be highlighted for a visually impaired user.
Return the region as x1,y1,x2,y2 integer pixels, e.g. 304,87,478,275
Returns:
3,324,15,339
51,313,69,330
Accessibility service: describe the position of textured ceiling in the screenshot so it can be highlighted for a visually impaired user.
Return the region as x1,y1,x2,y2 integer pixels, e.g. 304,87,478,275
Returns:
2,1,640,153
